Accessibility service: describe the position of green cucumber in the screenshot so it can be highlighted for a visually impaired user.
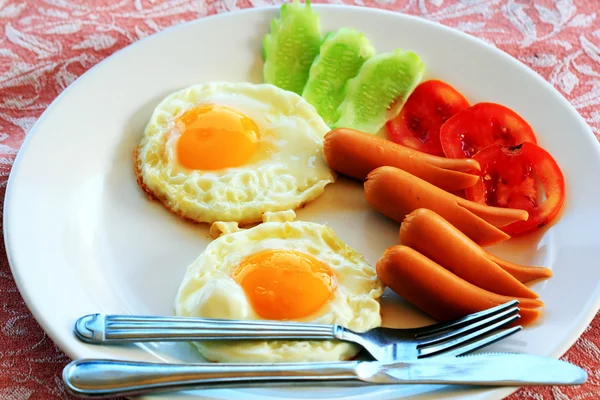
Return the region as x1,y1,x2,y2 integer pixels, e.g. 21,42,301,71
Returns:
334,49,425,134
302,28,375,126
262,0,322,95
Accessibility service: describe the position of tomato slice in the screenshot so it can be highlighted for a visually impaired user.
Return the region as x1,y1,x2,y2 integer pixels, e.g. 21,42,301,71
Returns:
465,143,565,236
385,80,469,156
440,102,537,159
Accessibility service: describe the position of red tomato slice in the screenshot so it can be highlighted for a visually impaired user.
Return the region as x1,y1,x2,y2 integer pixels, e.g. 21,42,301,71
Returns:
386,80,470,156
465,143,565,236
440,102,537,159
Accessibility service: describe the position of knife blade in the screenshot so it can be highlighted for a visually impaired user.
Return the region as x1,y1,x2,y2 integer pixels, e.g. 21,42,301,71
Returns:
357,353,587,386
63,353,586,398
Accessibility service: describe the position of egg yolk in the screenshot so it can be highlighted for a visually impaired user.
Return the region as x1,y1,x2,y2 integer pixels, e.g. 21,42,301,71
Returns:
176,105,259,170
233,250,335,320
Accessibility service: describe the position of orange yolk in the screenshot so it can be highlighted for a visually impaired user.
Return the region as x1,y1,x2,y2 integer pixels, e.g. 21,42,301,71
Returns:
233,250,335,320
176,105,259,170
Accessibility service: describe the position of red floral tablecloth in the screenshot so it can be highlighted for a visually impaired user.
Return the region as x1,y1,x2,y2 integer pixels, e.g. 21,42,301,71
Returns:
1,0,599,398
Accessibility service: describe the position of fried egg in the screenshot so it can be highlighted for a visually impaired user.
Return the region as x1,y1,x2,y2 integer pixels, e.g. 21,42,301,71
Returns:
135,82,336,225
174,219,384,362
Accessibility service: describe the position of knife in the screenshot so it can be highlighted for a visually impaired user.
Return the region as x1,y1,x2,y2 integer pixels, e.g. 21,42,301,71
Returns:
62,353,587,398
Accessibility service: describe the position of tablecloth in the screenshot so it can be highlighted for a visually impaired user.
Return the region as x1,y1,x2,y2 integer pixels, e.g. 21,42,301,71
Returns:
1,0,599,398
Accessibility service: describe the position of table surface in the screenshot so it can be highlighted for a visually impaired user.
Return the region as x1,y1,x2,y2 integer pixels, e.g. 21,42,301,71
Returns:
1,0,599,398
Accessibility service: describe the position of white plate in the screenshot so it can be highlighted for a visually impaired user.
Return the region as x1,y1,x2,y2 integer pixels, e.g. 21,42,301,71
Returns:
5,5,600,400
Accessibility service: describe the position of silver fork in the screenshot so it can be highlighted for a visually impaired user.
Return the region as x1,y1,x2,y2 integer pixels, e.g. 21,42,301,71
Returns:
74,300,522,361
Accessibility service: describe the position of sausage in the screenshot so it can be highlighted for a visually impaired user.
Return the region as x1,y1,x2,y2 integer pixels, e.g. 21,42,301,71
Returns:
323,128,480,192
364,166,528,246
485,251,553,283
399,209,540,298
376,245,542,326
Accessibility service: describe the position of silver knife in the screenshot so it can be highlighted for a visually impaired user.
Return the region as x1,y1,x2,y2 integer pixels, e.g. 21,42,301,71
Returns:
62,353,587,398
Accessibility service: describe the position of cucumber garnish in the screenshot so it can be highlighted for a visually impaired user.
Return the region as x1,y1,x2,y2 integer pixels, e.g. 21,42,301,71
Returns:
334,49,425,134
302,28,375,126
263,0,322,95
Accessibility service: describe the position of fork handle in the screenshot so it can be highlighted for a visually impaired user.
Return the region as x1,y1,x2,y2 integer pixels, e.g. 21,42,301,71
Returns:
62,359,359,398
74,314,339,344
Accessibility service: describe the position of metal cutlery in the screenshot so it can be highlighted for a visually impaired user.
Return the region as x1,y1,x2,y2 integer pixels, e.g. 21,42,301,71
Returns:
74,300,522,361
62,353,587,398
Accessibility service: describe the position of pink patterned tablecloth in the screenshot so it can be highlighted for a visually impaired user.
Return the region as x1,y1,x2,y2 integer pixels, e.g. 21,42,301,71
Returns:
1,0,599,398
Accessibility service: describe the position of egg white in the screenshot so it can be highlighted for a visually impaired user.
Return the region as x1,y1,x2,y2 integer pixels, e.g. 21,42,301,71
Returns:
135,82,336,225
174,220,384,362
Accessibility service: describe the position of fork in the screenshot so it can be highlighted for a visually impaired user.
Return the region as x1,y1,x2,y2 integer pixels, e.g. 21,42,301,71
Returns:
74,300,522,361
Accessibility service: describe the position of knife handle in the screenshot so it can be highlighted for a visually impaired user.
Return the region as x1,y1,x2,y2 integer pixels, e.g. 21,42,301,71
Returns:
74,314,338,343
62,359,360,398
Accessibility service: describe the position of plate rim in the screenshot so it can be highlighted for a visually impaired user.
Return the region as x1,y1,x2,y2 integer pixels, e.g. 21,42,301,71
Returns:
4,4,600,400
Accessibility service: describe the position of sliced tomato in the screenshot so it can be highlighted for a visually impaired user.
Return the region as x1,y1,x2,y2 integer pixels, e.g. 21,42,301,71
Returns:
465,143,565,236
440,102,537,159
386,80,470,156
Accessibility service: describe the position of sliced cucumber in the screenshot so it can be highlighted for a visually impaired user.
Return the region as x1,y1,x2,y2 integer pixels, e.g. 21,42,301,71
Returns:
334,49,425,134
302,28,375,126
262,0,322,95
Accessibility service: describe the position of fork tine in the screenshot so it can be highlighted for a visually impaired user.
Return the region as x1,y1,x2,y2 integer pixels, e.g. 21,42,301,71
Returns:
441,326,523,357
414,300,519,338
418,314,520,357
416,307,519,346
